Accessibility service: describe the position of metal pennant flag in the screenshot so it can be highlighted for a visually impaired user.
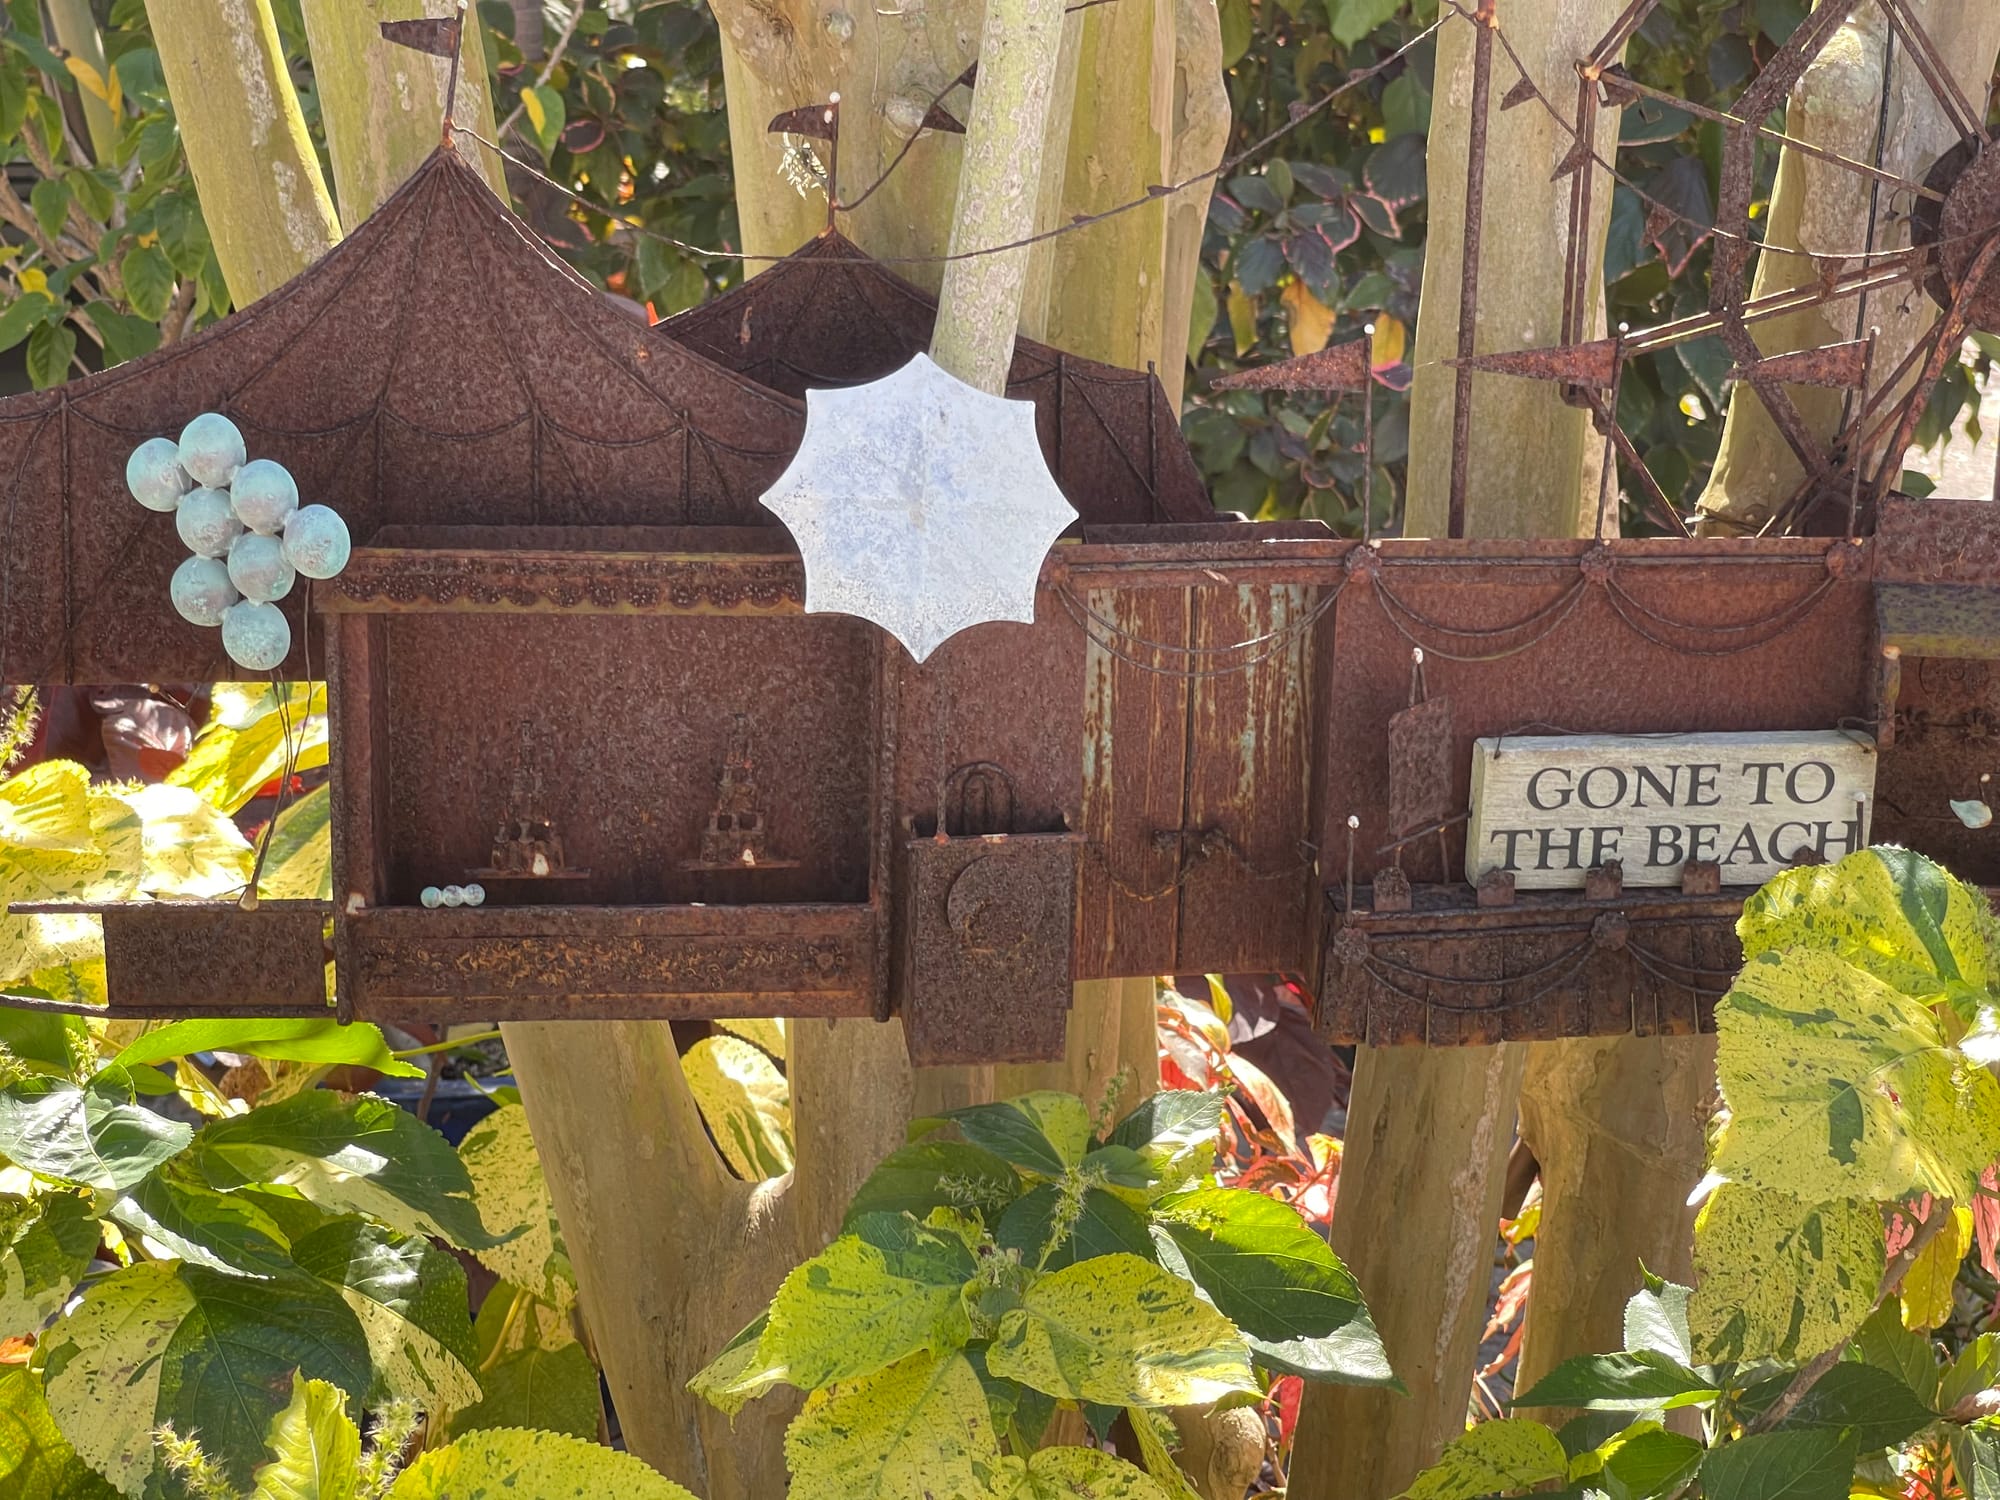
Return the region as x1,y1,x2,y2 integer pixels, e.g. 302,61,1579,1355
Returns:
1449,337,1620,389
1211,336,1372,393
378,16,460,55
1728,339,1871,390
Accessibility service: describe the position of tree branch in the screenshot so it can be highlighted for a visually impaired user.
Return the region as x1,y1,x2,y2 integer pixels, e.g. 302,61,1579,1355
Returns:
495,0,585,143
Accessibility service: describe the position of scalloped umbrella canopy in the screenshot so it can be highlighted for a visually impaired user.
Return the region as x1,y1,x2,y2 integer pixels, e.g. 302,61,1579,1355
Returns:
759,354,1079,663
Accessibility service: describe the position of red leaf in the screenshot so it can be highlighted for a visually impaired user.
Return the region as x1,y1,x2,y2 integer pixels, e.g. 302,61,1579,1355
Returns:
1976,1165,2000,1277
1271,1375,1304,1446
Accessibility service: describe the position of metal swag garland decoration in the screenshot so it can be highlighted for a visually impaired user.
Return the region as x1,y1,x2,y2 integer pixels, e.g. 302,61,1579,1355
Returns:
125,412,353,672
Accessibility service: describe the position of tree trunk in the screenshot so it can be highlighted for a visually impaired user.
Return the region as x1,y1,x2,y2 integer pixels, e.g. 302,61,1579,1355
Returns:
298,0,509,228
1292,7,1634,1495
1696,1,2000,533
44,0,118,164
144,0,341,305
1511,1033,1715,1424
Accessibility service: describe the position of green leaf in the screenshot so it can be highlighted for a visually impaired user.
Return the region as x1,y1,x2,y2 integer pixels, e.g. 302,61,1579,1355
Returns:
997,1182,1154,1270
1394,1419,1569,1500
985,1446,1174,1499
1622,1276,1693,1364
115,1018,418,1078
1941,1331,2000,1416
390,1427,699,1500
1151,1187,1394,1387
108,1160,294,1275
191,1089,503,1248
987,1252,1258,1407
0,1072,192,1189
784,1349,997,1500
1217,0,1251,66
1589,1424,1703,1500
1713,946,2000,1203
1513,1352,1717,1413
1737,1362,1935,1454
522,85,565,160
255,783,332,901
1739,847,1996,1007
1853,1301,1940,1406
687,1311,786,1416
1956,1425,2000,1500
249,1377,359,1500
1109,1091,1223,1157
41,1260,370,1495
1128,1405,1204,1500
926,1092,1093,1176
114,782,254,898
1328,0,1401,47
1690,1185,1882,1363
168,684,329,817
28,177,68,243
450,1339,601,1441
1185,273,1217,369
0,1366,118,1499
0,290,51,354
81,301,158,366
763,1211,976,1389
0,764,144,986
0,1191,97,1335
458,1103,571,1307
24,320,73,390
842,1138,1022,1229
291,1218,481,1413
117,242,172,321
1698,1428,1855,1500
681,1034,792,1181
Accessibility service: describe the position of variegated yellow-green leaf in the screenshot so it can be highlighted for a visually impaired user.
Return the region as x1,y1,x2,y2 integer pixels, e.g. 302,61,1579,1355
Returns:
249,1377,360,1500
1713,946,2000,1203
0,762,143,984
682,1035,792,1182
458,1103,572,1309
0,1365,118,1498
255,784,332,902
388,1427,700,1500
290,1219,482,1414
168,684,329,816
40,1260,194,1495
1739,847,1997,1009
714,1016,786,1061
986,1252,1258,1407
688,1311,787,1416
1128,1406,1204,1500
763,1212,975,1389
927,1093,1094,1176
984,1446,1174,1499
1689,1185,1882,1363
1393,1419,1567,1500
0,1190,98,1336
783,1350,997,1500
113,783,252,898
1901,1204,1974,1332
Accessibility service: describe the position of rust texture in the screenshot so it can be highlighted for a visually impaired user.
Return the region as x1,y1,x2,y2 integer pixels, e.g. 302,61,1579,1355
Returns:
1210,339,1371,393
897,833,1081,1065
6,902,333,1016
1727,340,1871,390
1319,885,1736,1046
1387,694,1455,836
658,231,1213,526
1450,339,1619,389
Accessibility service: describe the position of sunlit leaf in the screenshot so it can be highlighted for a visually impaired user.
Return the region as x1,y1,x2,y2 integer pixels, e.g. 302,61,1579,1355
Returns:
1393,1419,1567,1500
249,1377,359,1500
458,1103,572,1308
1689,1185,1881,1363
0,1366,117,1498
682,1034,792,1182
784,1349,996,1500
389,1427,698,1500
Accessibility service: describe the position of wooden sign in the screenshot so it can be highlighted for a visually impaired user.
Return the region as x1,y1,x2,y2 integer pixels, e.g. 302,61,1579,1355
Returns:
1466,730,1877,891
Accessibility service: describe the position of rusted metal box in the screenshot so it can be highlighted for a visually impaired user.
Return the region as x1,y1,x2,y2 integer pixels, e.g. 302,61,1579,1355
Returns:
10,901,331,1015
1321,884,1739,1046
897,832,1083,1066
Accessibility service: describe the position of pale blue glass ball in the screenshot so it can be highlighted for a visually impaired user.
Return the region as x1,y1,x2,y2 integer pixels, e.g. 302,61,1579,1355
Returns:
176,488,243,559
441,885,465,908
227,532,295,604
126,436,191,512
220,599,290,672
282,504,351,580
462,883,486,907
178,412,245,488
170,555,237,627
229,458,298,535
420,886,443,909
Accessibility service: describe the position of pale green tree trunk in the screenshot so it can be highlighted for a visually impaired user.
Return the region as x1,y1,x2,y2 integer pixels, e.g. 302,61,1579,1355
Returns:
299,0,508,228
1697,1,2000,532
144,0,341,305
45,0,118,163
1291,7,1654,1496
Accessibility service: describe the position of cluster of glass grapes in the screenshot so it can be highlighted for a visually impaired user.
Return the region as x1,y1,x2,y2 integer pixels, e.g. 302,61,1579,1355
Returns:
125,413,352,672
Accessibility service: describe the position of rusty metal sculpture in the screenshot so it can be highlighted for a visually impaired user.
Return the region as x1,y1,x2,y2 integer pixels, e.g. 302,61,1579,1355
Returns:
3,0,1999,1063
